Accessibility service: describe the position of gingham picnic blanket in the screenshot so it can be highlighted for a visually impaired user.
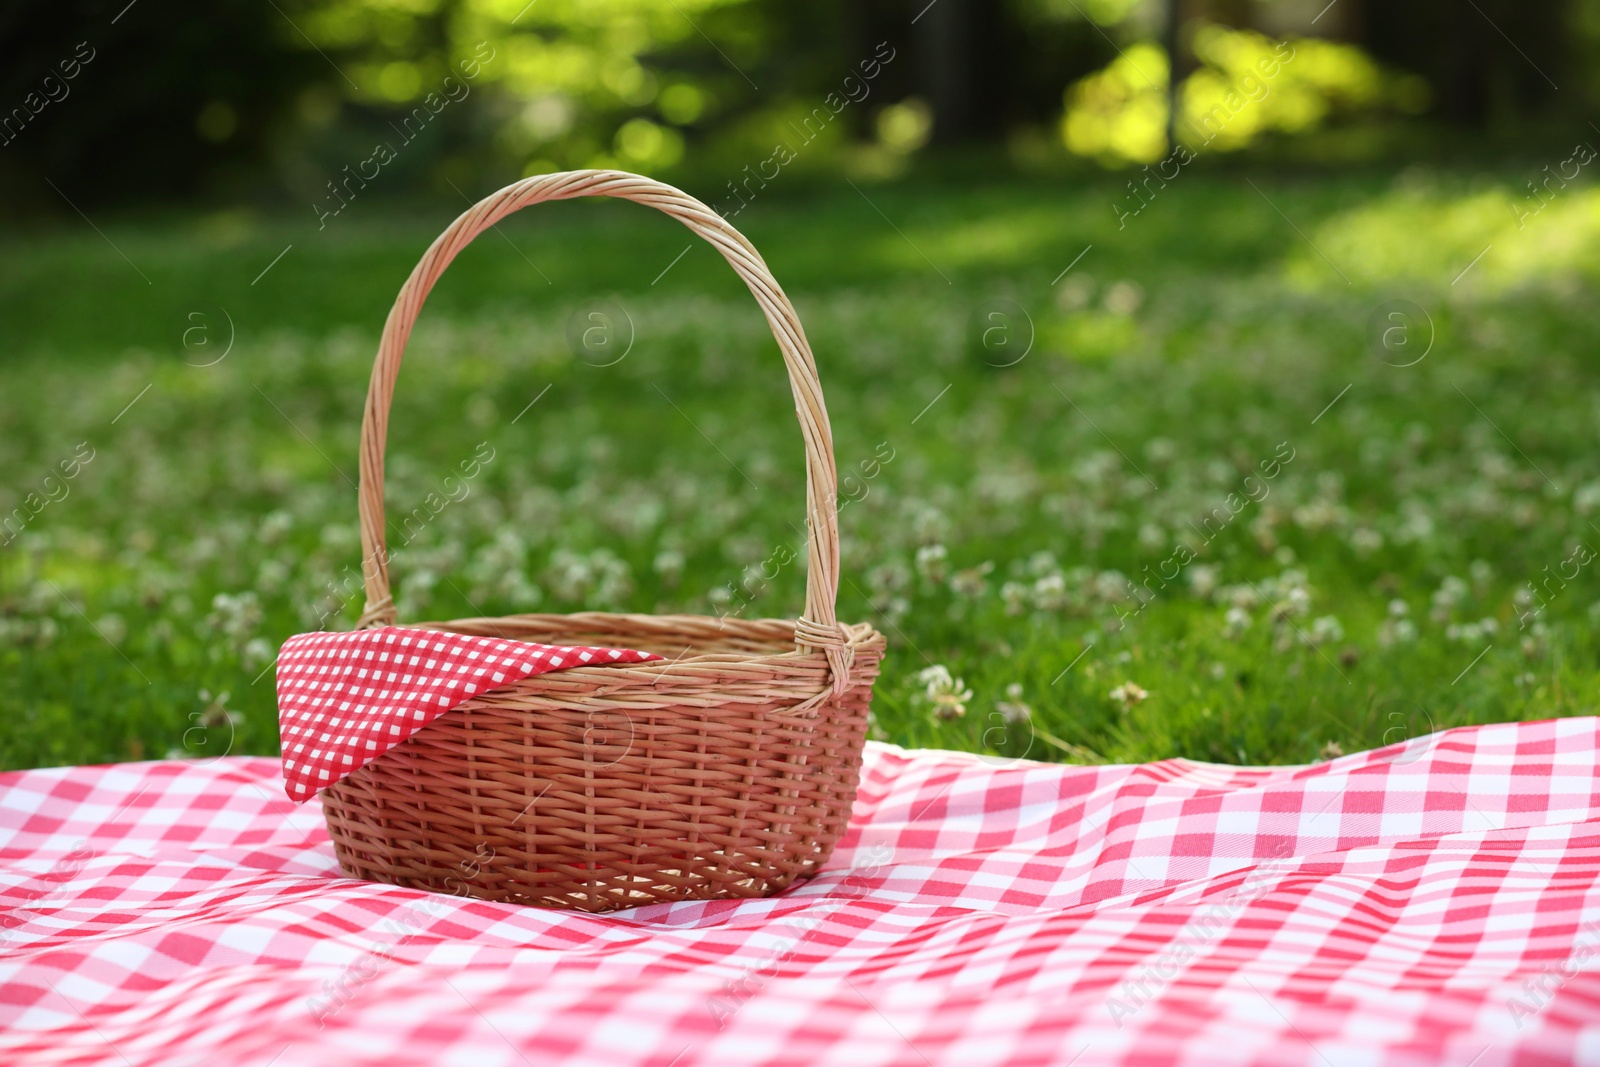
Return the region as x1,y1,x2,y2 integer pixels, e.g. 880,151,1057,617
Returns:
4,717,1600,1067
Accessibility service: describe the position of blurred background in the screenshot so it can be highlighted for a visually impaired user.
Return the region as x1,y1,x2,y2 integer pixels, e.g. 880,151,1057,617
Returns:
4,0,1600,771
0,0,1587,209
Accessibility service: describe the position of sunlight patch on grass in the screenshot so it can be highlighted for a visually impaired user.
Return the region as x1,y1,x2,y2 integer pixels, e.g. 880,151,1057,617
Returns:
1290,182,1600,292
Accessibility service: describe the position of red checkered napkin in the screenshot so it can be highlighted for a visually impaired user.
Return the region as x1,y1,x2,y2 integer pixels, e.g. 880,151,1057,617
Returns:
275,626,661,801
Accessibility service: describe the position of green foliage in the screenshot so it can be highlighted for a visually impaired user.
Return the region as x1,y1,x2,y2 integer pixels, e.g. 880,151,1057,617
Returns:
3,167,1600,771
278,0,864,183
1062,25,1429,165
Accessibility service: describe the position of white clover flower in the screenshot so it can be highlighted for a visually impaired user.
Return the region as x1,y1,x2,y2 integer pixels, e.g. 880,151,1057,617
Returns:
1076,451,1122,487
1224,606,1252,638
1032,572,1068,611
652,549,685,586
915,543,949,583
950,561,993,598
883,596,911,625
1144,437,1177,464
96,613,126,647
1276,586,1311,620
1378,618,1418,647
502,574,542,608
544,547,632,607
1396,504,1436,544
546,548,592,603
915,665,973,721
1575,482,1600,515
184,535,221,567
1433,579,1465,620
1055,272,1094,312
1025,551,1060,577
908,502,950,543
243,637,274,669
1433,576,1469,615
1186,565,1219,600
1349,528,1383,556
1308,615,1343,645
408,566,440,599
1103,280,1144,316
867,560,911,595
319,523,359,553
995,682,1033,725
297,598,336,629
1094,570,1130,603
1224,584,1261,610
1108,681,1148,708
258,510,294,545
197,688,231,719
207,592,263,647
1000,581,1028,616
256,558,291,595
1293,501,1342,531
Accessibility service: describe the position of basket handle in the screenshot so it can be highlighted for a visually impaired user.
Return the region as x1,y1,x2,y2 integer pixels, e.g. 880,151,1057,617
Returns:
355,169,853,693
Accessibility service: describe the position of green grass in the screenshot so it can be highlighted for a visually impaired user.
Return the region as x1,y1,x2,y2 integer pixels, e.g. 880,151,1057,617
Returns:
4,166,1600,771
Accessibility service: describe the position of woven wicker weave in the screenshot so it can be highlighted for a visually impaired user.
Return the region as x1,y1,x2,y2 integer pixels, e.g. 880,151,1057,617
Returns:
319,169,885,912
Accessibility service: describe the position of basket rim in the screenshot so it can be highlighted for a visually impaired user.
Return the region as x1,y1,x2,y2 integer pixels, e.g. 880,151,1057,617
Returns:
391,610,885,681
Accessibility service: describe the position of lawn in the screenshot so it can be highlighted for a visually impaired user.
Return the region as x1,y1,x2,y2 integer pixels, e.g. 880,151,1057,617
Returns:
3,166,1599,771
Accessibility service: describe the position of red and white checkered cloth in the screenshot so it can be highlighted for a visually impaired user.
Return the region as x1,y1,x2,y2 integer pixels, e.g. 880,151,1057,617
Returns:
275,627,661,800
5,717,1600,1066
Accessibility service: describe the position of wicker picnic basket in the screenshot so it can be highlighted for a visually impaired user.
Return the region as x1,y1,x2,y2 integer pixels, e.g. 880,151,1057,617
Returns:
319,169,886,913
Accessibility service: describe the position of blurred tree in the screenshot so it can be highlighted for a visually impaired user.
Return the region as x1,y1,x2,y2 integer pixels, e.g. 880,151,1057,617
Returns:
1349,0,1566,127
910,0,1124,144
0,0,325,208
0,0,1594,213
234,0,888,198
